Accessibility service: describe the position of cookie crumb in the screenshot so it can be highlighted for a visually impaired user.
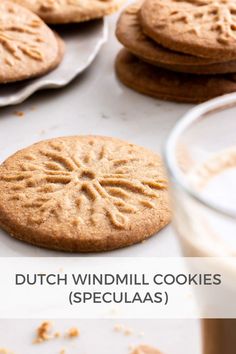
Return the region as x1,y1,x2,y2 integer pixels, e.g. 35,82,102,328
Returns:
124,328,134,336
114,324,134,336
60,349,66,354
0,349,14,354
131,345,163,354
14,111,24,118
114,324,124,332
54,331,61,338
66,327,80,338
33,321,53,343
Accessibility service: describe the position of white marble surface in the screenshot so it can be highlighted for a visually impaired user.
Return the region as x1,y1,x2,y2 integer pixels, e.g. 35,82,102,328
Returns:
0,319,201,354
0,12,192,258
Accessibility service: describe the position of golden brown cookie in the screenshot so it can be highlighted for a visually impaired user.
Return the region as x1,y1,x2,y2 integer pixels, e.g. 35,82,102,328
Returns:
115,49,236,103
116,3,236,75
53,33,66,70
0,1,64,84
132,345,163,354
140,0,236,60
0,136,170,252
11,0,125,24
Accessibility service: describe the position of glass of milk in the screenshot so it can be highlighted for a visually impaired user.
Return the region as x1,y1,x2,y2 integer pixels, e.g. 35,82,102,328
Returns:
165,92,236,354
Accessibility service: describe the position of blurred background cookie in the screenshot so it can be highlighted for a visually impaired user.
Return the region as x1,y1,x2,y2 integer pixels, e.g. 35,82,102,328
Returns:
132,345,163,354
11,0,126,24
0,1,64,84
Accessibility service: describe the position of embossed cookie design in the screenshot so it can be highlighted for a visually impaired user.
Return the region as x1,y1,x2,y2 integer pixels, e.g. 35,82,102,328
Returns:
0,1,64,84
11,0,125,24
140,0,236,60
0,136,170,252
116,2,236,75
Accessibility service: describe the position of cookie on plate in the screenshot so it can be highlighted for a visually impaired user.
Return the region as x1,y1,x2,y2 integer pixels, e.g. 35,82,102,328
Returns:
116,3,236,75
0,136,170,252
0,1,64,84
140,0,236,60
11,0,125,24
115,49,236,103
132,345,163,354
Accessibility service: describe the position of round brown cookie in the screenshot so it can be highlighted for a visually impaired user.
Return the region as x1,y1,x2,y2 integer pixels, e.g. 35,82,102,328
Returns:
53,33,65,70
132,345,163,354
0,1,64,84
115,49,236,103
0,136,170,252
11,0,125,24
140,0,236,61
116,3,236,75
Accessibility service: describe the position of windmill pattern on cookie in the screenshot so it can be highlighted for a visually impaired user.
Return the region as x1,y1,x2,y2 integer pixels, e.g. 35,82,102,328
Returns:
163,0,236,44
0,140,167,229
0,6,44,66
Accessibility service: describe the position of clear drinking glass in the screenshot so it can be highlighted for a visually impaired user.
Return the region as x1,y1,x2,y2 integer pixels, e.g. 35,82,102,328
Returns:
165,92,236,354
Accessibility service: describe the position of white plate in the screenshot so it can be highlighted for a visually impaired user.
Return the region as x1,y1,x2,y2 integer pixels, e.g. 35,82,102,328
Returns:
0,19,108,107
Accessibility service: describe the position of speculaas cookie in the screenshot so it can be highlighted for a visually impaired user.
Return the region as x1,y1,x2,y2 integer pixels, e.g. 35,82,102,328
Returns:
0,0,64,84
116,3,236,75
140,0,236,60
0,136,170,252
115,48,236,103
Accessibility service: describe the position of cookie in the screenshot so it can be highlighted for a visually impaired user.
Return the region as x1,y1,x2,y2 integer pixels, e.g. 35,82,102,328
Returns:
0,1,64,84
140,0,236,61
0,136,170,252
53,33,66,70
11,0,125,24
132,345,162,354
115,49,236,103
116,3,236,75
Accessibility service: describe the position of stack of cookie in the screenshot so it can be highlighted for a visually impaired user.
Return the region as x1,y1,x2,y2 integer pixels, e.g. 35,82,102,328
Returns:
1,0,125,85
115,0,236,103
